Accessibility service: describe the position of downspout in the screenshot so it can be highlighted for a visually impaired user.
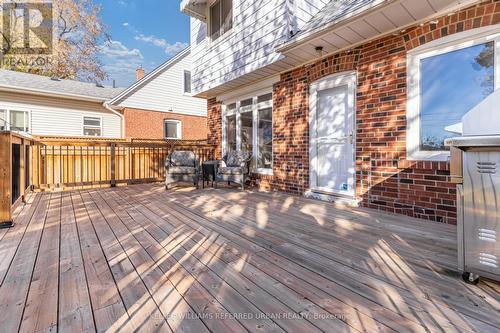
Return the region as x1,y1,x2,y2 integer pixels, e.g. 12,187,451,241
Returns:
103,102,125,138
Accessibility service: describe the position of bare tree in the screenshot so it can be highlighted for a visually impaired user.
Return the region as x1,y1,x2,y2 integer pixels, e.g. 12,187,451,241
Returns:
1,0,110,82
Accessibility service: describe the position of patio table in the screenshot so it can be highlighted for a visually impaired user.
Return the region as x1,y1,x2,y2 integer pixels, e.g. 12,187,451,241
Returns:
202,160,218,188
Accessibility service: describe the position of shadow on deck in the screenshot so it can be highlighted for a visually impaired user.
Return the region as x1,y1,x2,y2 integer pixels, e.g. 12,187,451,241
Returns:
0,183,498,333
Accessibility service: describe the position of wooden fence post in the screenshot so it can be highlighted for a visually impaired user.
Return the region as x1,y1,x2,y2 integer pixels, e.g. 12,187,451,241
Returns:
110,143,116,187
0,133,12,227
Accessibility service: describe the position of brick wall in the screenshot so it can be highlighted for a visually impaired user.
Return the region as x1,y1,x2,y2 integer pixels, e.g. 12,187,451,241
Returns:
123,107,207,140
206,0,500,224
207,98,223,158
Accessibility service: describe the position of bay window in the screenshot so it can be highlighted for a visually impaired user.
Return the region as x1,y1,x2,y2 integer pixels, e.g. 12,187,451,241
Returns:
407,27,500,160
223,92,273,174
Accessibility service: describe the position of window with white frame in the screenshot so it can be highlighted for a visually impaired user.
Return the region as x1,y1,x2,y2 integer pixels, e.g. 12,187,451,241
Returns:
257,93,273,169
0,110,6,131
407,27,500,160
240,98,253,154
10,110,30,132
83,116,102,136
0,109,30,133
184,70,192,94
225,103,237,152
164,120,182,139
223,92,273,173
209,0,232,41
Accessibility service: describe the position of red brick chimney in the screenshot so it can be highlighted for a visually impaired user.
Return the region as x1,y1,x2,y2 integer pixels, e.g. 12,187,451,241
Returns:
136,66,145,81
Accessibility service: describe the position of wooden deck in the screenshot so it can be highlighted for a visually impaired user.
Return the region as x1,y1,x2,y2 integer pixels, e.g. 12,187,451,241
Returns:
0,184,499,333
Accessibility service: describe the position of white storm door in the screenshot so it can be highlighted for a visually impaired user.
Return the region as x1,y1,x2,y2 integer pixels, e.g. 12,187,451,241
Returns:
310,72,356,197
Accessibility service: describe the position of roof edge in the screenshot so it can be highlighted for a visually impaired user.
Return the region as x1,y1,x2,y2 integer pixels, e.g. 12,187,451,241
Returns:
108,46,191,106
0,84,108,103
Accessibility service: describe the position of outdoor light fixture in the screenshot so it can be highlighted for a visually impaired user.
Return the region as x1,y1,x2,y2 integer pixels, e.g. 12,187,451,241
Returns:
315,46,324,57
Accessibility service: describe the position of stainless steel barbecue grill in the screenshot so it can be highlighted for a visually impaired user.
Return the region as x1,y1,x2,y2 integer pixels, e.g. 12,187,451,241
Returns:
445,90,500,284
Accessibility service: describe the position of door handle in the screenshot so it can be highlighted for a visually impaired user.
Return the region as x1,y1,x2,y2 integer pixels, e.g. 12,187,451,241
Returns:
349,133,354,144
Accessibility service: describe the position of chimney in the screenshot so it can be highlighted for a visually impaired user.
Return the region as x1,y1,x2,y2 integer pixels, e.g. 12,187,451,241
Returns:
136,66,145,81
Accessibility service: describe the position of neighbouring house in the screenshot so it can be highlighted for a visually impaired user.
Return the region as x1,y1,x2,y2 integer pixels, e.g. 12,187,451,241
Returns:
107,47,208,140
0,69,124,138
181,0,498,224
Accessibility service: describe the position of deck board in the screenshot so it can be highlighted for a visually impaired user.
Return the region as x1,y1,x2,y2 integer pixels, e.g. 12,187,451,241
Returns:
1,183,499,333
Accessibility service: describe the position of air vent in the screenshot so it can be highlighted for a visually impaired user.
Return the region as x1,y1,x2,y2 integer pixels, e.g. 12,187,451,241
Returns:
478,228,496,242
477,161,497,174
479,252,498,268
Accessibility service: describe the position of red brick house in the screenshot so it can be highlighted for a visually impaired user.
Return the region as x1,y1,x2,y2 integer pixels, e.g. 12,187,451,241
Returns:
107,47,207,140
181,0,498,224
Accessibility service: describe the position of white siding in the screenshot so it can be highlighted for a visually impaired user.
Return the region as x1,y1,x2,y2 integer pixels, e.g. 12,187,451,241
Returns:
116,50,207,117
0,91,121,138
294,0,330,30
190,0,290,95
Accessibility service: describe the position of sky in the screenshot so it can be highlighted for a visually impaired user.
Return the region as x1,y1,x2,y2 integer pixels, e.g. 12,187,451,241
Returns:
420,42,493,150
96,0,190,88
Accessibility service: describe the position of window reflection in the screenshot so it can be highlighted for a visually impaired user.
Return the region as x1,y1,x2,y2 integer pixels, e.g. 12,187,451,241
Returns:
240,111,253,154
420,42,494,150
258,106,272,169
226,113,237,152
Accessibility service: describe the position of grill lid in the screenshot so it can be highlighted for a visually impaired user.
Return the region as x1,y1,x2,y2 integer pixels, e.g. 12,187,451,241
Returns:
445,89,500,148
462,88,500,136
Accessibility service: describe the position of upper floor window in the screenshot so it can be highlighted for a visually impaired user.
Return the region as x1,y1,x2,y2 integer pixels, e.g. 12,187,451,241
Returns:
184,70,192,94
210,0,232,41
407,28,500,160
83,116,102,136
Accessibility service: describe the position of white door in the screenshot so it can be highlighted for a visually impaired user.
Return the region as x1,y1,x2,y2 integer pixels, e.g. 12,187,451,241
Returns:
309,72,356,197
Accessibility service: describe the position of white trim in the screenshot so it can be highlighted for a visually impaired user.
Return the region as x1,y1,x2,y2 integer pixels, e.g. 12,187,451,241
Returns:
309,71,357,197
164,119,183,139
277,0,479,54
277,0,388,53
217,75,279,102
82,115,103,137
407,25,500,161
